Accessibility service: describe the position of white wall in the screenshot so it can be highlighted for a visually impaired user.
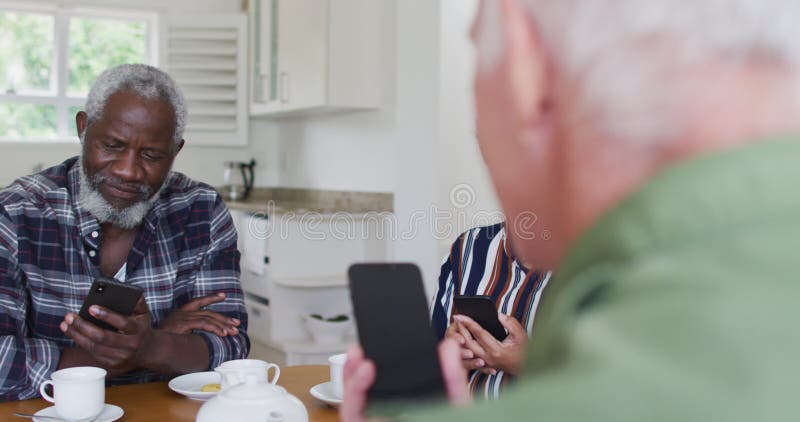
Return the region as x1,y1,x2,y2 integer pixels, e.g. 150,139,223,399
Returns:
247,120,281,188
271,2,398,193
272,110,396,192
391,0,442,294
437,0,502,256
0,0,251,188
268,0,499,295
269,0,442,292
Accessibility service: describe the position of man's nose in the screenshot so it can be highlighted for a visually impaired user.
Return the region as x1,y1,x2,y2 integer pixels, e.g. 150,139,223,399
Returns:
111,150,145,183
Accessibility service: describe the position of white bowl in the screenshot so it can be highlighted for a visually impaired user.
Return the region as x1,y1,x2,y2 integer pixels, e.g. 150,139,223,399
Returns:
303,316,352,344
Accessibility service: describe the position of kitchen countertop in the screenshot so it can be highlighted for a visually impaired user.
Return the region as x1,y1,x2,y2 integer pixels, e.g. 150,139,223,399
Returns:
221,187,393,215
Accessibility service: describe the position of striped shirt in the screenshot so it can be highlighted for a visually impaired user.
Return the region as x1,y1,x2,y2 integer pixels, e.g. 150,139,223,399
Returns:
0,157,249,401
431,223,551,400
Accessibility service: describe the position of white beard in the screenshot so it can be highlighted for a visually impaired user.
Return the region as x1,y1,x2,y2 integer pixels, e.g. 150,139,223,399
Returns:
77,157,165,229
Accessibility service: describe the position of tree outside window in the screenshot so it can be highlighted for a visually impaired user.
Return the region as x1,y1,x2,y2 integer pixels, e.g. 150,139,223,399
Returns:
0,6,154,141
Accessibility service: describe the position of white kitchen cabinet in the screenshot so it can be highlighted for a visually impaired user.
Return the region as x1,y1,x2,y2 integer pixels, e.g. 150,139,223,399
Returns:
249,0,382,116
231,209,389,364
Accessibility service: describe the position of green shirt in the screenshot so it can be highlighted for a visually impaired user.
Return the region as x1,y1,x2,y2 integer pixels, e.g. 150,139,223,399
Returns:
412,138,800,421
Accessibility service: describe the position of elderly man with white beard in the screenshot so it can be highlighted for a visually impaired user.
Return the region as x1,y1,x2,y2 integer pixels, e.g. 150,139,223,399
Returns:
343,0,800,420
0,64,249,401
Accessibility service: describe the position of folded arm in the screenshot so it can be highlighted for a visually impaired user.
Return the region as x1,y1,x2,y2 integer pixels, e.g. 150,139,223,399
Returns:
187,202,249,370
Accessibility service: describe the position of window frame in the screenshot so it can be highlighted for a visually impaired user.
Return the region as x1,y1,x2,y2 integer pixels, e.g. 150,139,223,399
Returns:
0,2,158,143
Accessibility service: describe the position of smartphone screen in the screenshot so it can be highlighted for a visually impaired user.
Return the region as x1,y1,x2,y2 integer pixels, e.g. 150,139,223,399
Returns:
78,277,143,331
348,263,445,402
453,295,508,341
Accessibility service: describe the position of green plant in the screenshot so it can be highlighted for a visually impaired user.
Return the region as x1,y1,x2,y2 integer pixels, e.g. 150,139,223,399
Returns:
309,313,349,322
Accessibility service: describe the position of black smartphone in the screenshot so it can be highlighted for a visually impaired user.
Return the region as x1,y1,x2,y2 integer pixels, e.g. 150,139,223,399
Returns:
452,295,508,341
348,263,445,403
78,277,144,331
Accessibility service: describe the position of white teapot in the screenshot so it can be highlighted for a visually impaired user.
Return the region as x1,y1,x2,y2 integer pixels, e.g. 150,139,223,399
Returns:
196,374,308,422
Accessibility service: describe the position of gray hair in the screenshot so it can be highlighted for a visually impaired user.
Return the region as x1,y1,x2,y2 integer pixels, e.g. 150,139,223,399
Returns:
83,64,186,147
477,0,800,144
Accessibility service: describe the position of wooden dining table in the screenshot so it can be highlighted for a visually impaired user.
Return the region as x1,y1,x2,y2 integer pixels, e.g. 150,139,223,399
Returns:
0,365,339,422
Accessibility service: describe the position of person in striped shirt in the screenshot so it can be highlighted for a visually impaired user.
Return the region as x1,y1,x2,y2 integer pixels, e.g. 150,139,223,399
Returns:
0,64,248,401
431,222,551,399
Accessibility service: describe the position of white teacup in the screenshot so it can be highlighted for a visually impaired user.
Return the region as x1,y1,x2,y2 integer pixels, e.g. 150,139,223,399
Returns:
39,366,106,420
328,353,347,399
215,359,280,390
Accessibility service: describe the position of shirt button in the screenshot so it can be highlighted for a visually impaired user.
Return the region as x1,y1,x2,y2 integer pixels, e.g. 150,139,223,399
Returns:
91,231,99,238
88,250,97,258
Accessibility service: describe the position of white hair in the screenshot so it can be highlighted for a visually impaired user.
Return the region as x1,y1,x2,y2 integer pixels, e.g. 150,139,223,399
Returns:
84,64,186,147
477,0,800,144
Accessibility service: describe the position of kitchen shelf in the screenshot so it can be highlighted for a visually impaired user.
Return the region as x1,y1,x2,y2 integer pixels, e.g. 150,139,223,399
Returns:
232,207,385,365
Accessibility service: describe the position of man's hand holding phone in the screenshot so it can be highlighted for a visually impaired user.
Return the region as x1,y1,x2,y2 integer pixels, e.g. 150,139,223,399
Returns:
60,295,156,373
60,286,240,376
450,313,528,376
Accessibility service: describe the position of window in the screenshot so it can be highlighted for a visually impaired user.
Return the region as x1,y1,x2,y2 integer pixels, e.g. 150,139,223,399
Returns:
0,3,157,142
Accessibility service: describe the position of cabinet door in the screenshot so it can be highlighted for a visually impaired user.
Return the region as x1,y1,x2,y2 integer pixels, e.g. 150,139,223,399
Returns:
250,0,282,113
277,0,328,111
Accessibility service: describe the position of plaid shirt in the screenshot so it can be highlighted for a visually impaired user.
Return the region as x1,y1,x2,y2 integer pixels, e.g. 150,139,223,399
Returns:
0,157,249,401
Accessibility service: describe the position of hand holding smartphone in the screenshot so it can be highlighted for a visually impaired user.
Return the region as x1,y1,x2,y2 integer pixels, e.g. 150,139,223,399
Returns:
348,263,445,402
78,277,144,331
452,295,508,341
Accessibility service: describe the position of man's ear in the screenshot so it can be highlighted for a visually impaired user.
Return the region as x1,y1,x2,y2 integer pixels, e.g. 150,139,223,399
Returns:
76,111,88,141
502,0,550,122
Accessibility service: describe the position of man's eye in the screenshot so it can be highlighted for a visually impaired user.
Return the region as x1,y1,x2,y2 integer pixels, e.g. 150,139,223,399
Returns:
143,152,164,162
103,142,123,151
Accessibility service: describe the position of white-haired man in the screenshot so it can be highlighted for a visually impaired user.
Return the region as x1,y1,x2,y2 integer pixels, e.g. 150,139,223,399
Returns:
0,64,249,401
343,0,800,420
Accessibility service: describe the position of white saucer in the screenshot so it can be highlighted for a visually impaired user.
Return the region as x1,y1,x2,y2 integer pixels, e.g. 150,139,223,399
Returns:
34,404,123,422
309,381,342,407
168,371,221,401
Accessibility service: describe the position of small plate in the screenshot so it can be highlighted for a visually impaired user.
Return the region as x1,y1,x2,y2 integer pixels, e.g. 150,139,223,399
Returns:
168,371,221,401
309,381,342,407
34,404,123,422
